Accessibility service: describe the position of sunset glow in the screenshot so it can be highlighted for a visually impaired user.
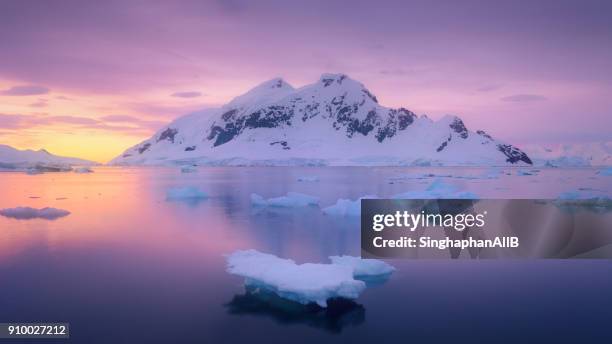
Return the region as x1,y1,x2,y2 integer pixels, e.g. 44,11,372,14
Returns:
1,0,611,162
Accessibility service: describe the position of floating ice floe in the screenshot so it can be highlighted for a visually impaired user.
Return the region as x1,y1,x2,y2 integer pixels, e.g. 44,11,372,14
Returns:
454,168,503,180
166,186,208,201
517,169,539,176
250,192,319,207
322,195,378,217
0,207,70,220
329,256,395,277
599,167,612,176
180,166,197,173
297,176,319,182
557,189,611,201
555,189,612,209
25,168,43,175
226,250,366,307
394,179,479,199
74,167,93,173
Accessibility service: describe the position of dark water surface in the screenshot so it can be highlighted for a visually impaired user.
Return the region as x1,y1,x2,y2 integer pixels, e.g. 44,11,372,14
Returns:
1,167,611,343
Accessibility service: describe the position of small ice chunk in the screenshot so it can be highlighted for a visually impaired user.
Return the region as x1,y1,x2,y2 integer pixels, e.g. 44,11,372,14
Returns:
0,207,70,220
394,180,479,199
322,195,377,217
226,250,366,307
557,190,610,201
74,167,93,173
598,167,612,176
250,193,267,206
250,192,319,207
26,168,43,175
297,176,319,182
517,169,534,176
329,256,395,277
166,186,208,201
181,166,197,173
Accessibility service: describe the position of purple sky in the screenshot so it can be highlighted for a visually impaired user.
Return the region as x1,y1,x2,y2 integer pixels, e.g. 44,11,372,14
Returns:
1,0,611,161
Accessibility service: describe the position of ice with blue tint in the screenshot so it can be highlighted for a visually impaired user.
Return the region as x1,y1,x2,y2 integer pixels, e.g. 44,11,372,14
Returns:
393,179,479,199
74,167,94,173
180,166,197,173
297,176,319,182
599,167,612,176
322,195,378,217
517,169,538,176
329,256,395,277
166,186,208,201
557,189,611,201
250,192,319,207
226,250,366,307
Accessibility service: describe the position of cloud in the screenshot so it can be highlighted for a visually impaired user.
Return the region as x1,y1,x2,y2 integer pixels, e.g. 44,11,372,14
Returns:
171,91,203,98
477,84,502,92
500,94,547,102
379,68,410,76
0,85,50,96
99,114,142,122
0,113,28,129
98,114,167,130
0,113,164,134
29,99,48,108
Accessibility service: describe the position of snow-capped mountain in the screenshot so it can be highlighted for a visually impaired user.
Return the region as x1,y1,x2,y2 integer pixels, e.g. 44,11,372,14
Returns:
524,142,612,167
111,73,533,166
0,144,95,171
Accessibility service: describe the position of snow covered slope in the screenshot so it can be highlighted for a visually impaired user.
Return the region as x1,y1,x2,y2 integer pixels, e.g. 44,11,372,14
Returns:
111,74,533,166
0,144,95,171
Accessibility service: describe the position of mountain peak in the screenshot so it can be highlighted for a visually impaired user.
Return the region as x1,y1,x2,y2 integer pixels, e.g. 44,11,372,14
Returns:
257,77,292,90
226,77,295,109
112,74,534,167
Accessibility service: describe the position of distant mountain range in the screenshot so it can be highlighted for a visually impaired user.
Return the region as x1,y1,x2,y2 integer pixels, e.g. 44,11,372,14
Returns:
525,142,612,167
111,73,535,167
0,144,95,171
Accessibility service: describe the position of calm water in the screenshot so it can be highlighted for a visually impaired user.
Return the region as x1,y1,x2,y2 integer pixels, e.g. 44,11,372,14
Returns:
1,167,611,343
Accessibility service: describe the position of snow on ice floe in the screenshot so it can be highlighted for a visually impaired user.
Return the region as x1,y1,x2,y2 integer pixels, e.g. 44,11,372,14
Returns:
226,250,366,307
166,186,208,201
250,192,319,207
297,176,319,182
394,179,479,199
322,195,378,217
74,167,93,173
0,207,70,220
329,256,395,277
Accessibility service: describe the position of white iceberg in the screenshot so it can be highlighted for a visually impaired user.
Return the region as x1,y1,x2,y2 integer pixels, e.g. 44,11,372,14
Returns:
74,167,93,173
166,186,208,201
297,176,319,182
322,195,377,217
250,192,319,207
226,250,366,307
394,179,479,199
329,256,395,277
0,207,70,220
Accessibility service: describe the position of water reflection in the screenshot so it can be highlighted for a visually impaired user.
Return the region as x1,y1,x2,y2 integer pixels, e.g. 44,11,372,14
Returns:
226,286,365,333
